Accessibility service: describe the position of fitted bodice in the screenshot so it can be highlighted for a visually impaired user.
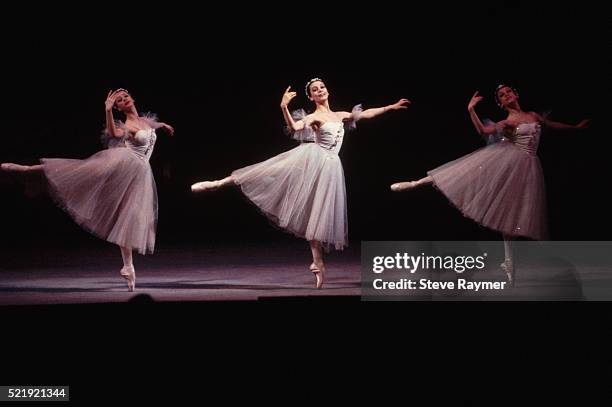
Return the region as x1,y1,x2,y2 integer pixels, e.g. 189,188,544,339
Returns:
125,128,157,160
505,122,541,155
315,122,345,154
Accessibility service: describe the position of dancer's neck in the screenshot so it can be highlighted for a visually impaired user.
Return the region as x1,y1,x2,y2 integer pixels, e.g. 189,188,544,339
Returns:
505,103,522,115
125,110,140,121
315,101,332,114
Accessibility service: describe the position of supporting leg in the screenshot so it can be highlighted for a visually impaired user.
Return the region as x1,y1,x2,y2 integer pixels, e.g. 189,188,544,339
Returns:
119,246,136,292
501,235,515,286
309,240,325,289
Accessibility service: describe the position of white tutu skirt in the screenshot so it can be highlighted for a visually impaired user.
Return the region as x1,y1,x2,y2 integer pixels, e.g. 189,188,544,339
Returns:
232,143,348,250
41,147,158,254
428,140,547,240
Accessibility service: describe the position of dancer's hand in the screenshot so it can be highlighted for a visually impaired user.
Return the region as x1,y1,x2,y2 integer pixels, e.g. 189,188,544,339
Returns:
161,123,175,136
468,91,483,111
389,98,411,110
105,89,121,112
575,119,591,129
280,86,297,108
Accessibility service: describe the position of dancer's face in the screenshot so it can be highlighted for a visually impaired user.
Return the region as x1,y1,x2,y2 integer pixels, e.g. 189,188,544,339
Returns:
496,86,518,108
114,90,135,112
308,81,329,103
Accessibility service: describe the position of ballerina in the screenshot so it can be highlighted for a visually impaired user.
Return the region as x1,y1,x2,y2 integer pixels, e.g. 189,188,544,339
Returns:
1,88,174,291
390,84,589,284
192,78,410,288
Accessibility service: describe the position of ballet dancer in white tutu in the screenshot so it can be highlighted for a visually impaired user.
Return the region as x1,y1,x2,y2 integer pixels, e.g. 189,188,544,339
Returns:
1,89,174,291
391,84,590,284
192,78,410,288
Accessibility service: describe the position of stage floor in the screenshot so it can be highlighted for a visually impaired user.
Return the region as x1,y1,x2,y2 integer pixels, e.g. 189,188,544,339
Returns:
0,243,361,305
2,242,611,304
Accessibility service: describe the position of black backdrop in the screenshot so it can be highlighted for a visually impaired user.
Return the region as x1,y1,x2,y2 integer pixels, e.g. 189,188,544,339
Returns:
1,3,608,254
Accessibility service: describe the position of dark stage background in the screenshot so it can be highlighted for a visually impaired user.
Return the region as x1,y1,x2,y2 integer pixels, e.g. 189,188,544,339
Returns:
0,3,609,256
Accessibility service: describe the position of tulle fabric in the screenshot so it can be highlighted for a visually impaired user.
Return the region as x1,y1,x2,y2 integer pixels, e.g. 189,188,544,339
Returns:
232,105,362,250
41,113,161,254
428,122,547,240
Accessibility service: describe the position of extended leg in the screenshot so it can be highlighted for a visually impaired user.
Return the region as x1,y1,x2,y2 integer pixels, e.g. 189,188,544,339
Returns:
1,163,43,173
390,175,433,192
191,175,236,192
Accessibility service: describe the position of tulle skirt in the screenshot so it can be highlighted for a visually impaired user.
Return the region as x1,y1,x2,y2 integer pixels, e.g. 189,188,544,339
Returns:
41,147,158,254
232,143,347,250
428,140,547,240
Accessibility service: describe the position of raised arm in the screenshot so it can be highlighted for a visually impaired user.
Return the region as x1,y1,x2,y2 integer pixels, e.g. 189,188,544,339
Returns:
104,90,124,138
468,91,497,136
357,98,411,121
280,86,306,132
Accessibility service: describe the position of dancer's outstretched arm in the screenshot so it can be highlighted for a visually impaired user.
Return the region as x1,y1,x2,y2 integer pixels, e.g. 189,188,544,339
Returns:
532,112,591,130
351,98,411,121
158,122,175,136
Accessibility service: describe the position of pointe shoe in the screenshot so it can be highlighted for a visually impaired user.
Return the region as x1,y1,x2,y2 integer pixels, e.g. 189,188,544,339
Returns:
1,163,30,172
390,181,419,192
191,180,221,193
310,262,326,289
120,266,136,292
500,260,514,287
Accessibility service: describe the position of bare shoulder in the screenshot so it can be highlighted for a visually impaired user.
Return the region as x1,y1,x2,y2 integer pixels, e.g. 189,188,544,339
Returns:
495,118,508,126
528,111,544,122
337,111,352,121
306,113,323,124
